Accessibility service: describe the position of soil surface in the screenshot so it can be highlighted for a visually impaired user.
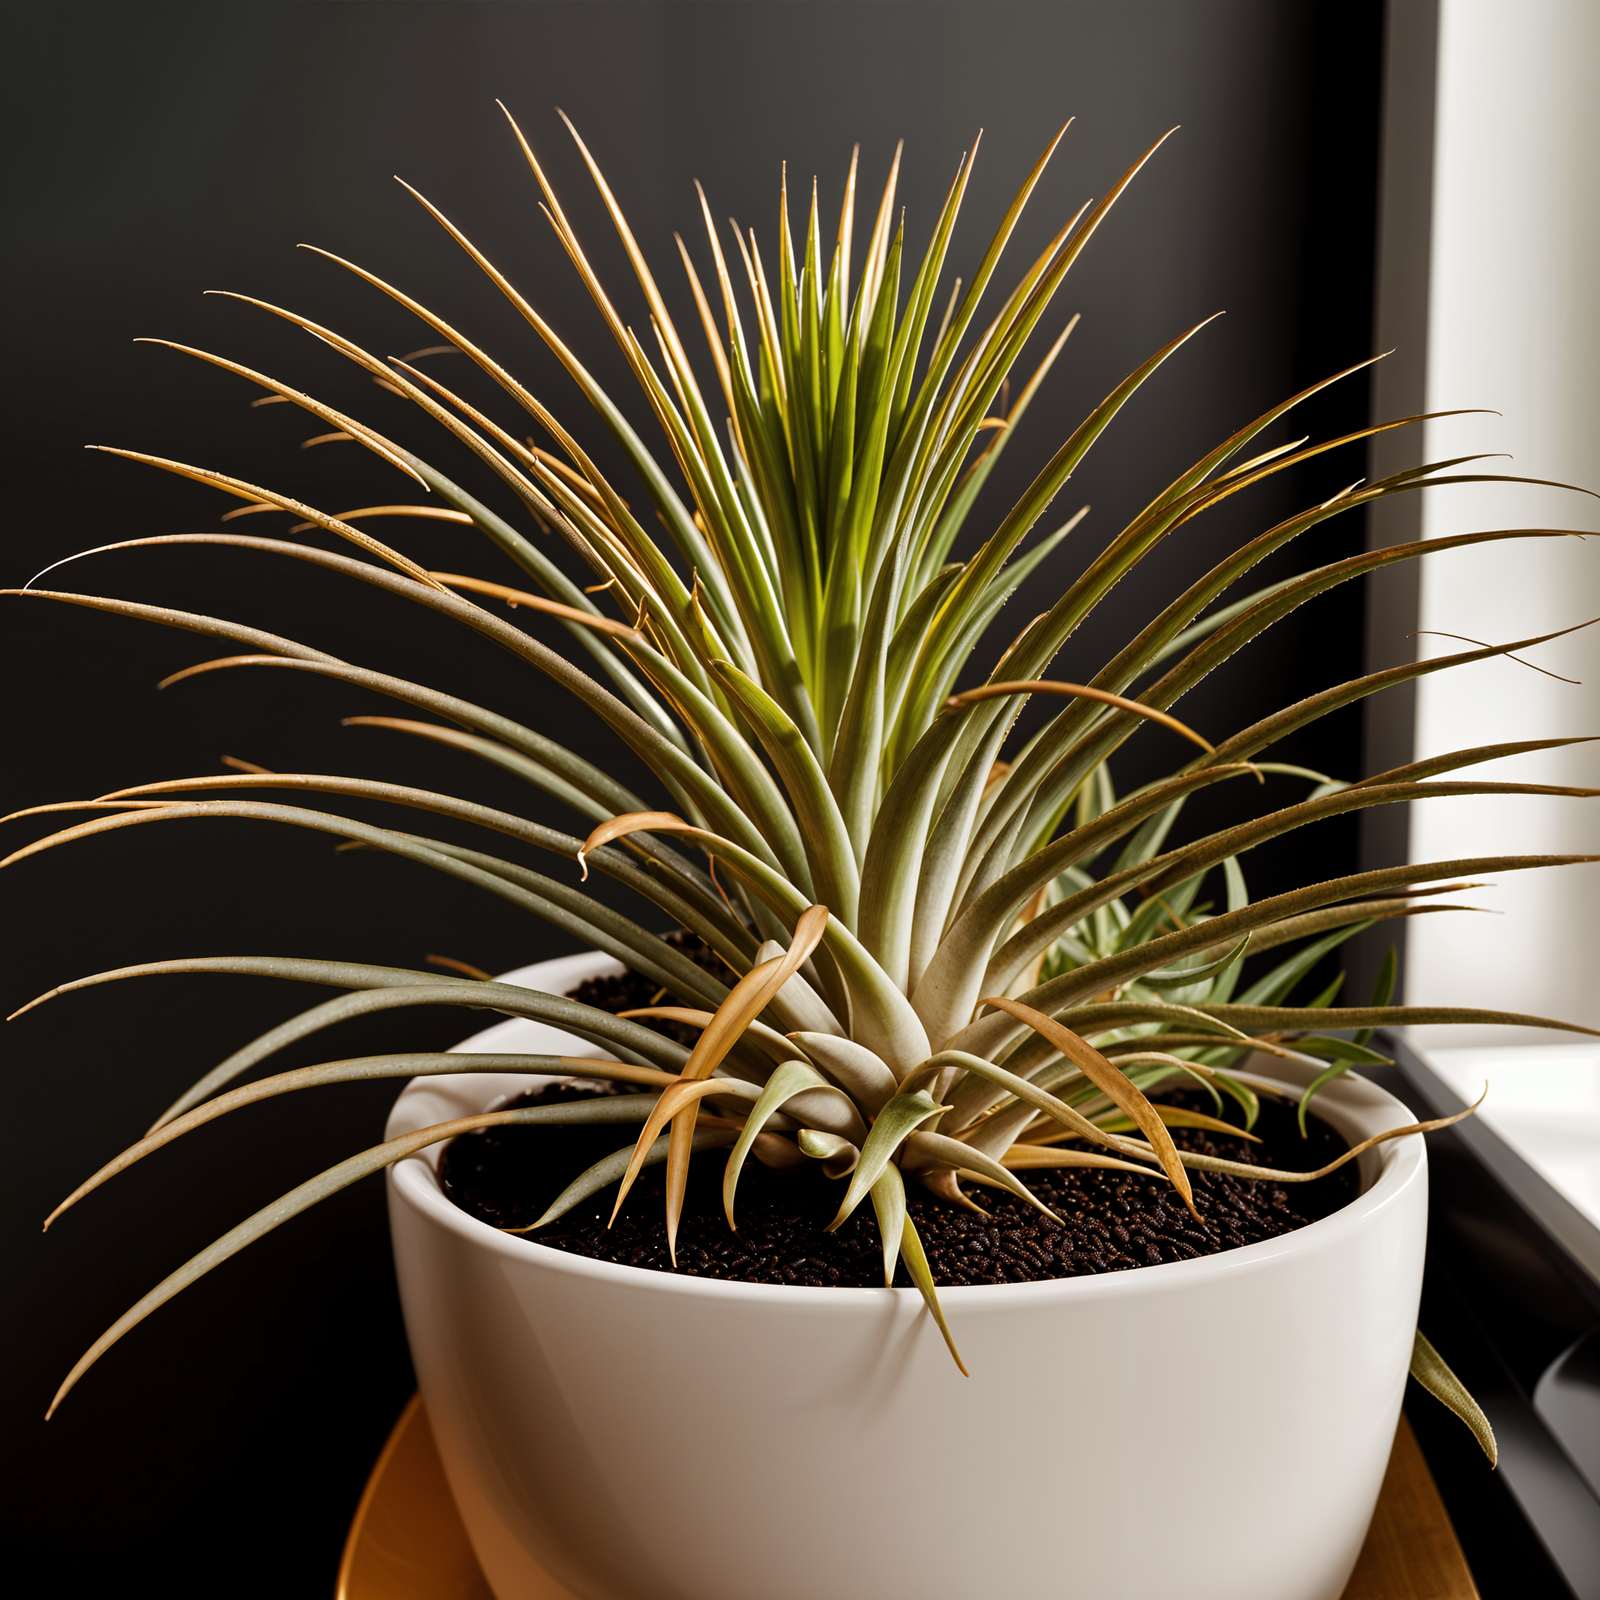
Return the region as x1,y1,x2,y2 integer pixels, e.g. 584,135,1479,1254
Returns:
562,929,732,1050
439,939,1360,1288
442,1084,1356,1287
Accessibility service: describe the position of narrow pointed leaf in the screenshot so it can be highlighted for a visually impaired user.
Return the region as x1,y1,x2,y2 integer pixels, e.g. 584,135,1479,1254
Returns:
524,1129,735,1233
979,997,1197,1216
1410,1330,1497,1466
722,1058,834,1229
827,1090,947,1231
899,1213,968,1376
48,1107,637,1416
867,1163,907,1288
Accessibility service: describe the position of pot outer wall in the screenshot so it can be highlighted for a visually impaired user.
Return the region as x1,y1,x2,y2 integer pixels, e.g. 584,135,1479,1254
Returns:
386,952,1428,1600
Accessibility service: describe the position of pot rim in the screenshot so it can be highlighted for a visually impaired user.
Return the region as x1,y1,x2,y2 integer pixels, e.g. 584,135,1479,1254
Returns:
389,952,1425,1312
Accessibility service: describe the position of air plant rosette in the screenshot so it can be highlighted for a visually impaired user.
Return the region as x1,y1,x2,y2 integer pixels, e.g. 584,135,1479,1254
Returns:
8,106,1598,1579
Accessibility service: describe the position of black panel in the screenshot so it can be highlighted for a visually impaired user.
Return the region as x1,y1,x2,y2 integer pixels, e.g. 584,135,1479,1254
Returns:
1376,1036,1600,1598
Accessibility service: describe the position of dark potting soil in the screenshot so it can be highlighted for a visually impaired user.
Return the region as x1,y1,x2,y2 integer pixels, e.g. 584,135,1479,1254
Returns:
439,943,1359,1289
562,928,734,1050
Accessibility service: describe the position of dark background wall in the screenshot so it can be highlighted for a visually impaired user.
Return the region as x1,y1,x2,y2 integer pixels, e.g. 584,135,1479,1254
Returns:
1,2,1382,1592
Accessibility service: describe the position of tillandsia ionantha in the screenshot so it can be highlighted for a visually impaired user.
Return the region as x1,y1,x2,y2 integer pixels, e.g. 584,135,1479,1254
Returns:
8,110,1598,1458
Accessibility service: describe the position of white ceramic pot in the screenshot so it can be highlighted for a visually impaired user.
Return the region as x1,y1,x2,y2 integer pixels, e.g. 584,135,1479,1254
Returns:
387,952,1427,1600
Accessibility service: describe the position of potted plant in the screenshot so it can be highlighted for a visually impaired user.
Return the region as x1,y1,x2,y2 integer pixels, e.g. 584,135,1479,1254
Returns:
9,109,1596,1598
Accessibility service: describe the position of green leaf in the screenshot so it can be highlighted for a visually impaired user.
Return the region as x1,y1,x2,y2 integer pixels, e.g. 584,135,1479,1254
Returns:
1235,922,1373,1009
789,1032,898,1114
897,313,1213,748
1137,935,1251,991
1290,1036,1394,1067
963,518,1587,903
622,327,820,747
924,1048,1117,1149
903,1130,1059,1220
797,1128,857,1170
1353,944,1399,1048
709,657,859,923
953,854,1600,1065
145,979,692,1131
879,141,976,466
827,1090,947,1232
1295,1060,1357,1135
49,1070,673,1231
622,637,814,888
1212,1072,1261,1132
917,319,1078,586
916,763,1261,1045
985,779,1598,1017
45,1107,725,1417
1410,1330,1497,1466
855,671,966,990
2,797,732,1012
722,1058,835,1229
867,1163,907,1288
533,1128,736,1236
898,1212,968,1376
573,815,932,1075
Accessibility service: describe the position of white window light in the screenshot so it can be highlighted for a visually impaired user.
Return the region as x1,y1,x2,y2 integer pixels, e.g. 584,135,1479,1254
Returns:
1374,0,1600,1227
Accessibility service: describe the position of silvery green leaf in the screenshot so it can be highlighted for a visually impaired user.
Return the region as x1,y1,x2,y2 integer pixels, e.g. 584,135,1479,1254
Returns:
524,1127,738,1233
867,1164,906,1288
787,1032,898,1111
828,1090,947,1232
47,1109,733,1417
721,1059,834,1229
797,1128,859,1176
898,1213,967,1376
1410,1330,1497,1466
901,1131,1058,1221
